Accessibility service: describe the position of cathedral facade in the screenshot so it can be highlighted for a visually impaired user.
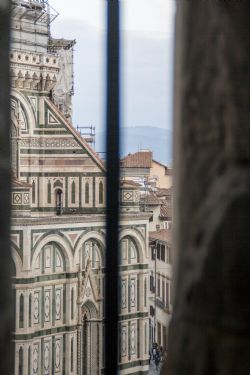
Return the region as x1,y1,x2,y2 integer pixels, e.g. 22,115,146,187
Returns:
10,2,149,374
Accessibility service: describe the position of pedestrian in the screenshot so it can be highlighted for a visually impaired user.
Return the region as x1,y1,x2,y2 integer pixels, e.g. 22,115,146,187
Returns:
152,343,158,361
148,351,151,365
155,351,160,371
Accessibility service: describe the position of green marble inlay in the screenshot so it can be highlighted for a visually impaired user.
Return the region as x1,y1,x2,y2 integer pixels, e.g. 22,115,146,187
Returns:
13,272,78,285
13,325,78,340
118,359,149,370
119,312,148,321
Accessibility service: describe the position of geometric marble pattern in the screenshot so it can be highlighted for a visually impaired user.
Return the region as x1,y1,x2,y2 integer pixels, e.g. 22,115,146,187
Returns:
121,280,127,309
33,292,40,324
55,289,61,320
33,344,39,374
123,191,133,202
44,290,51,322
44,342,50,375
121,326,127,357
23,192,30,204
28,96,38,119
55,250,62,268
48,109,60,125
130,323,136,355
55,339,61,372
130,278,136,308
44,246,51,269
13,193,22,205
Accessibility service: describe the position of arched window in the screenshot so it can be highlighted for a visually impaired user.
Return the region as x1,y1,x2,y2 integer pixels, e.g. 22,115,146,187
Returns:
71,288,74,320
29,293,32,327
47,180,51,204
71,337,74,372
71,180,76,204
99,181,104,204
18,347,23,375
32,180,35,204
56,189,63,215
85,182,89,204
19,294,24,328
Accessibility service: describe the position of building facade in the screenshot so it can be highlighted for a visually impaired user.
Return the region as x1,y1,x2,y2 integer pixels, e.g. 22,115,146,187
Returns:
10,2,150,374
148,230,173,353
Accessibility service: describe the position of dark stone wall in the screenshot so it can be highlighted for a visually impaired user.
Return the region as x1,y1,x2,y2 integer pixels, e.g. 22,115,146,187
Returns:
0,1,12,374
164,1,250,374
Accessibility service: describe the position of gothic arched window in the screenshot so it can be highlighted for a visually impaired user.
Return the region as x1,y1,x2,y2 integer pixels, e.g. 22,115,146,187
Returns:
19,294,24,328
71,181,76,204
85,182,89,204
99,181,104,204
56,189,63,215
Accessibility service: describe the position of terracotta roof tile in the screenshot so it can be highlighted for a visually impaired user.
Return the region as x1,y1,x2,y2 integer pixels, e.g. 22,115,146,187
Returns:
159,205,172,219
156,186,173,197
149,229,172,243
121,151,152,168
140,193,162,205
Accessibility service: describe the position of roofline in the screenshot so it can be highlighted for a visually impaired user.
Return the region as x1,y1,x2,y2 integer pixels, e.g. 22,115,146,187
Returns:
44,98,105,172
152,159,172,169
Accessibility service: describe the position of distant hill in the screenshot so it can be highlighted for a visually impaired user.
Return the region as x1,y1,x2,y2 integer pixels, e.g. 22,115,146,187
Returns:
95,126,173,166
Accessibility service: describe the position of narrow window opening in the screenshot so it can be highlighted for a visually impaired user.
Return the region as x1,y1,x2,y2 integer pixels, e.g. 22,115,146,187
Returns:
18,347,23,375
19,294,24,328
71,180,76,204
85,182,89,204
99,181,103,204
47,180,51,204
71,288,74,320
56,189,63,215
29,293,32,327
32,181,35,204
28,346,31,375
71,337,74,372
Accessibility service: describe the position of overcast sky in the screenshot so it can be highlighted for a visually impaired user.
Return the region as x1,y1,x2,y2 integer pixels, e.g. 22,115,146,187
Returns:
49,0,175,136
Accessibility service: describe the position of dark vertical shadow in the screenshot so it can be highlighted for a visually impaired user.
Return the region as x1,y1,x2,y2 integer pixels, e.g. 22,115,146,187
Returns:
105,1,120,374
0,1,12,374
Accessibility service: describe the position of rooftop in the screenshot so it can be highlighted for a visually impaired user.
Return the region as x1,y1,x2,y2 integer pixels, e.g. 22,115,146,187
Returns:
159,205,172,219
156,186,173,197
149,228,172,243
140,192,162,206
121,150,152,169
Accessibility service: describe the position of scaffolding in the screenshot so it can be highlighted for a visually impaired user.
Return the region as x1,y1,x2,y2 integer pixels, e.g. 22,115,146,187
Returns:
11,0,58,25
76,125,96,149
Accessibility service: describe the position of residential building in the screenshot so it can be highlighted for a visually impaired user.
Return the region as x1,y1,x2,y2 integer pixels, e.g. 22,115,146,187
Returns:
121,150,173,190
148,229,172,352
